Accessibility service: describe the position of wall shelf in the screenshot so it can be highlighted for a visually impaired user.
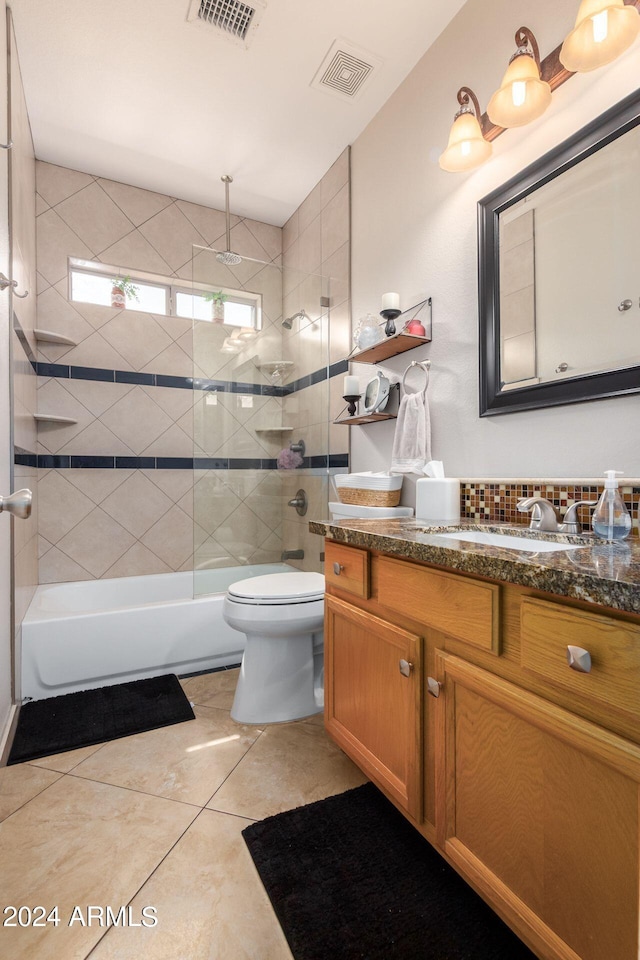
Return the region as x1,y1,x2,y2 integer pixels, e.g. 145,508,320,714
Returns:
334,413,397,426
34,329,77,346
350,332,430,365
254,426,294,433
34,414,78,424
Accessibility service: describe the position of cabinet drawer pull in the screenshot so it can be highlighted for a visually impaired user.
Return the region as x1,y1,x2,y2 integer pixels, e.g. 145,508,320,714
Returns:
427,676,442,698
399,659,413,677
332,562,344,576
566,645,592,674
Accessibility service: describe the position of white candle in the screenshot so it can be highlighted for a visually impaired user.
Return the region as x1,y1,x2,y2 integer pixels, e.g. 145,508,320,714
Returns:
343,375,360,396
382,292,400,311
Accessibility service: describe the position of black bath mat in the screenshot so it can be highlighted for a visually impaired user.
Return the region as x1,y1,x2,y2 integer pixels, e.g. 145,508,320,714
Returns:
8,674,195,765
243,782,536,960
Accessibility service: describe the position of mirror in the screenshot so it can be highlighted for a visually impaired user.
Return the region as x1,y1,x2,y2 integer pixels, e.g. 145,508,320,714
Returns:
478,90,640,416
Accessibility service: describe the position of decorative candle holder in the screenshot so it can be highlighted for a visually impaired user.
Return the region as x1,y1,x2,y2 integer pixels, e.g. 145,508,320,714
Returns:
380,307,401,337
343,394,361,418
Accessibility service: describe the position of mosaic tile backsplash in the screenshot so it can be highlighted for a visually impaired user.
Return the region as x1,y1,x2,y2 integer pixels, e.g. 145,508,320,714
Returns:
460,481,640,537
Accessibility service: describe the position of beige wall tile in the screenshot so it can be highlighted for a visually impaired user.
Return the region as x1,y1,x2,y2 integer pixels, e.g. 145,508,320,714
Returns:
98,178,173,226
57,330,133,371
36,208,94,285
500,239,535,298
142,341,193,377
101,472,173,538
37,470,95,544
321,183,350,264
140,504,193,569
321,147,350,208
99,230,173,276
35,161,93,207
142,468,194,503
501,285,535,340
103,542,173,579
36,286,94,351
323,241,350,307
298,181,322,233
39,545,95,583
213,502,272,563
141,422,193,458
55,182,134,255
175,199,237,246
64,467,133,505
298,217,322,275
56,507,137,577
100,387,173,454
100,311,174,370
244,218,282,261
61,378,136,419
56,419,135,457
36,379,97,454
138,203,207,272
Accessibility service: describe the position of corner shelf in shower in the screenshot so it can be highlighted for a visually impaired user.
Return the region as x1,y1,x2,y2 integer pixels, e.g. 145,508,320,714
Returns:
256,360,294,379
333,413,397,426
34,329,77,346
34,414,78,424
254,426,294,433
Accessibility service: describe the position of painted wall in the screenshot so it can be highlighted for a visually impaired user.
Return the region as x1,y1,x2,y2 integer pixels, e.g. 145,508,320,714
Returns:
350,0,640,493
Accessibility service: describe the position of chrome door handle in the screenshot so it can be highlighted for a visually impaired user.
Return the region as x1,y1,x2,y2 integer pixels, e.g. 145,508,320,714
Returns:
399,659,413,677
566,645,591,673
0,488,32,519
427,676,442,698
332,562,344,576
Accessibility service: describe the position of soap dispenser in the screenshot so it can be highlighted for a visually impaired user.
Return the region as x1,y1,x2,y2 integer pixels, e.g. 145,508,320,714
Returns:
592,470,631,540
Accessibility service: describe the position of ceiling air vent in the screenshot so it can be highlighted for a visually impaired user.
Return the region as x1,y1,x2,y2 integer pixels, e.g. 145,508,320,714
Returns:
186,0,266,48
311,39,383,102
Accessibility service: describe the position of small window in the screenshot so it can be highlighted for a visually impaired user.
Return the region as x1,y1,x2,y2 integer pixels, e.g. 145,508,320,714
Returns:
68,259,262,333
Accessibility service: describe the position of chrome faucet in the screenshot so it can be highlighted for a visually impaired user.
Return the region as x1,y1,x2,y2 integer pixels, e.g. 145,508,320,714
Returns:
516,497,560,532
517,496,597,534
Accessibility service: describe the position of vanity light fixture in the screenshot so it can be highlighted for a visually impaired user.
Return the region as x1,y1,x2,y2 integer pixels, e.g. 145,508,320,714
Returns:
560,0,640,72
438,87,492,173
487,27,551,128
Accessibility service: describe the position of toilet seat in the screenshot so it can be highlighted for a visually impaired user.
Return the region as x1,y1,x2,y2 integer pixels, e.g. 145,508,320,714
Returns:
227,571,324,606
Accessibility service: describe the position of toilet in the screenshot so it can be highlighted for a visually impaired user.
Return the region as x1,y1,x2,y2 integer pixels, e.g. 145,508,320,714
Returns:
223,503,414,725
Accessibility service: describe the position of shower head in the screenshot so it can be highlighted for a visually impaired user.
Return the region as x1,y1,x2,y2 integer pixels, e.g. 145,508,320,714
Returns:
216,175,242,266
282,309,308,329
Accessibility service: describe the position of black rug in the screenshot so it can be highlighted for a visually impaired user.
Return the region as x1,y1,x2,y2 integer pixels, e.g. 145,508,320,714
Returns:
243,783,537,960
8,674,195,765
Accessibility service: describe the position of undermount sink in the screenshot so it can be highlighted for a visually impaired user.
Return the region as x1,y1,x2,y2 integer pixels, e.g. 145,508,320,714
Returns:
434,530,584,553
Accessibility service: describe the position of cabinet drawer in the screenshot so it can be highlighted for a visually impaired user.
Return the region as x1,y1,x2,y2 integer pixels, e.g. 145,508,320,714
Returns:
521,597,640,722
325,541,370,599
377,556,499,653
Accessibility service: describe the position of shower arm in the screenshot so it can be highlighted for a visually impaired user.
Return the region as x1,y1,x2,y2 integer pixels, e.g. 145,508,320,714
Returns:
222,174,233,253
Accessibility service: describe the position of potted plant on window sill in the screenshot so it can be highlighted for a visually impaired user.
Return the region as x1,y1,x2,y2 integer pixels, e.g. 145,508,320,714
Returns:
204,290,228,323
111,275,140,310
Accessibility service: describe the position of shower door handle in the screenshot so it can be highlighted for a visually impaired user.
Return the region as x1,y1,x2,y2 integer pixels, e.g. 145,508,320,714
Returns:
0,488,32,519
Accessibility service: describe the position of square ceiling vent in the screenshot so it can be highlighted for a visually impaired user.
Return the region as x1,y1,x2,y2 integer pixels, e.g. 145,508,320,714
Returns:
310,38,383,102
186,0,267,48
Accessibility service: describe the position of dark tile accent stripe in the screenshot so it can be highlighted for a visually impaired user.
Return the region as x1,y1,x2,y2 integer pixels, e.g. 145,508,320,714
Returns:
39,455,71,469
14,445,37,468
36,360,348,395
34,453,348,470
116,457,156,469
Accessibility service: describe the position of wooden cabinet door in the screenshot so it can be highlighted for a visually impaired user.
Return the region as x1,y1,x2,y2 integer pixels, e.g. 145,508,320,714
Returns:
434,651,640,960
325,594,422,818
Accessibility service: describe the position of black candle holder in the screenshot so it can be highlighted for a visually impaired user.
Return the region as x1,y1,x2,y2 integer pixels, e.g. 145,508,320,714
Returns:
380,307,401,337
343,394,360,417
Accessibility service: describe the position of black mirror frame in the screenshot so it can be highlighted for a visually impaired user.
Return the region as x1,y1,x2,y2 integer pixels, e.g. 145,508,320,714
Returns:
478,88,640,417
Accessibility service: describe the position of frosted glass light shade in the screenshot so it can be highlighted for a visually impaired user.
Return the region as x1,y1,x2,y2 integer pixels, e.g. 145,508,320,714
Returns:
487,54,552,128
560,0,640,72
439,111,492,172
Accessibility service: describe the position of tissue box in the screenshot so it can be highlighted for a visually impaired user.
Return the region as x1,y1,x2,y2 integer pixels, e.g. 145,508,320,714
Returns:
335,474,403,507
415,478,460,522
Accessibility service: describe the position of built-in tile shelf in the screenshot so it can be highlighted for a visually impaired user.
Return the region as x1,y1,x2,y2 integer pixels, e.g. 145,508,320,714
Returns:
350,332,430,365
34,414,78,424
34,329,77,346
334,413,397,426
256,360,294,381
254,426,294,433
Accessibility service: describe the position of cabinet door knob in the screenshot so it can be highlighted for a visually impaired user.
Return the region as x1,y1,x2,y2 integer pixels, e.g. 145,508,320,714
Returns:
566,645,591,673
427,676,442,698
399,659,413,677
332,562,344,576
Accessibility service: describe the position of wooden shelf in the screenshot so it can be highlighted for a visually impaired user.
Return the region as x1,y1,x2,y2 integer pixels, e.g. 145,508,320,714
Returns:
350,332,430,365
334,413,397,426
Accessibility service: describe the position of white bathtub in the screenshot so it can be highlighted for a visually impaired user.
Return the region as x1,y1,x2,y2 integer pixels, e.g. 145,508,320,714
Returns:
22,564,296,701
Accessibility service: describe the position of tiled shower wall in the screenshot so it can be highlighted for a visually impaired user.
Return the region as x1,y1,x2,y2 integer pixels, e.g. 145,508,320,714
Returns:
10,18,38,696
281,148,351,569
35,160,284,582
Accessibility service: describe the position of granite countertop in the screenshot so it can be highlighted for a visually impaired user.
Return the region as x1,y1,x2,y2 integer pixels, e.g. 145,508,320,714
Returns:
309,517,640,615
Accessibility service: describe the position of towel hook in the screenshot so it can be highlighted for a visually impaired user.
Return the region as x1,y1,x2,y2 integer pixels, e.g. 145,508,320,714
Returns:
402,359,430,396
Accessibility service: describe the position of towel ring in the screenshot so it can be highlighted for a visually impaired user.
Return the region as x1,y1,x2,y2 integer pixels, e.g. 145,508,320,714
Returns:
402,359,430,396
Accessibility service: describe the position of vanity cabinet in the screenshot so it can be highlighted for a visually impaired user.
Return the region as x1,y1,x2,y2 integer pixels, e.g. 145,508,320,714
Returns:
323,539,640,960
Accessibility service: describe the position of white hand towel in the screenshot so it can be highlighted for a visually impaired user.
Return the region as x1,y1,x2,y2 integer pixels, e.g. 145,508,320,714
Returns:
391,391,432,474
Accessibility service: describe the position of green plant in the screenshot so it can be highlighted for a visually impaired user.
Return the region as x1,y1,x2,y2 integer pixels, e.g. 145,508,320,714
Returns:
203,290,228,304
112,275,140,302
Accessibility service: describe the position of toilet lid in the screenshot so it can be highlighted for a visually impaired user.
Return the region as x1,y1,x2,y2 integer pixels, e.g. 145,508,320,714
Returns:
228,572,325,605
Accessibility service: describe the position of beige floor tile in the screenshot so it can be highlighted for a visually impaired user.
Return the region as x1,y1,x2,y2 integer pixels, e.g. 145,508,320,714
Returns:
181,667,240,710
0,764,62,821
0,776,197,960
27,741,107,773
208,720,367,820
70,706,262,806
88,808,293,960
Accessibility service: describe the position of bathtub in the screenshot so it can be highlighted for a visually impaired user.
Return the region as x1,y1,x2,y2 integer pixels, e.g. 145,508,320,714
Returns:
22,564,296,701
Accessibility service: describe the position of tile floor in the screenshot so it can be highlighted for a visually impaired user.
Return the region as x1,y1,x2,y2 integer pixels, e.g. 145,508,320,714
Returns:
0,668,367,959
